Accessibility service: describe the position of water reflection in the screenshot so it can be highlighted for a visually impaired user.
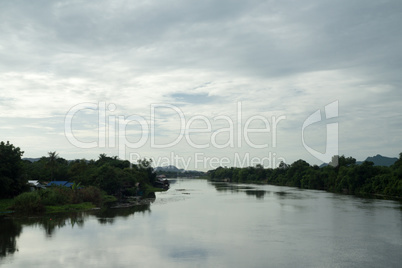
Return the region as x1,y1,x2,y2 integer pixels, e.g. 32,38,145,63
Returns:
0,201,152,260
168,247,209,260
274,190,301,199
245,190,267,199
1,180,401,267
97,204,151,225
211,182,268,199
0,218,22,258
9,213,87,238
212,182,254,192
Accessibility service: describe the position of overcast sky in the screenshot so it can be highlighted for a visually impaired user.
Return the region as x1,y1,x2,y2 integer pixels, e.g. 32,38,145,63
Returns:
1,0,401,170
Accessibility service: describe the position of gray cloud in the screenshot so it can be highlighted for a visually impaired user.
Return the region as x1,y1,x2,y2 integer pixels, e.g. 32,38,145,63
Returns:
0,0,401,166
1,0,401,80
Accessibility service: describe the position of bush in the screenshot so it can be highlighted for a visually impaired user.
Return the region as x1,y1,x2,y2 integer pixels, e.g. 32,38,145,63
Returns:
123,187,138,196
77,186,102,206
39,188,70,205
13,191,44,213
40,186,102,206
13,186,105,214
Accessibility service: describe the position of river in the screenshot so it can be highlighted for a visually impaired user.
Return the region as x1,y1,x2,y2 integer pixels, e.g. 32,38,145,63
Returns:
1,179,401,267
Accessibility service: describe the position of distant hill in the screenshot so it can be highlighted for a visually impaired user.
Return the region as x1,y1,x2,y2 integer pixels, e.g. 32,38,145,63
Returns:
22,158,41,162
320,154,398,168
155,165,184,173
359,154,398,167
155,165,205,178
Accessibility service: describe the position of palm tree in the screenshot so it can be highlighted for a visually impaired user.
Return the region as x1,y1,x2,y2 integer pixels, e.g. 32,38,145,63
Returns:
47,151,58,180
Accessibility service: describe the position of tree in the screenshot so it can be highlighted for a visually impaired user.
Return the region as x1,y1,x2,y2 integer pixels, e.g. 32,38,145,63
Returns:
287,160,310,187
137,158,156,184
330,155,356,170
0,141,26,198
47,151,59,180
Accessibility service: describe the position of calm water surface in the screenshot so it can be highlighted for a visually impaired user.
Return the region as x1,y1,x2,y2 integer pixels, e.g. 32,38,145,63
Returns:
1,179,401,267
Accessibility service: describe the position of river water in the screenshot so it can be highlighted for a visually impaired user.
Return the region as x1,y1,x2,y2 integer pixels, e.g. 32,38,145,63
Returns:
1,179,401,267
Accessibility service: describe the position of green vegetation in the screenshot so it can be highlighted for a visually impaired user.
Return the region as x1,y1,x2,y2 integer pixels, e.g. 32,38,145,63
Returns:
13,191,44,213
45,202,95,214
11,186,103,214
18,154,156,198
102,194,118,204
208,154,402,199
0,199,14,212
0,141,28,198
0,141,163,215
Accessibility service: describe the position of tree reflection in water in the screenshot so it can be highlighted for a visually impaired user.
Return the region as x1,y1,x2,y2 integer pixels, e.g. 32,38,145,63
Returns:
0,202,152,260
97,203,151,225
245,190,266,199
211,182,268,199
0,218,22,258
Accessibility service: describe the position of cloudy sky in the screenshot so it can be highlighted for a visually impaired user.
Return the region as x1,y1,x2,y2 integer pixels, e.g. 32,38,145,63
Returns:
0,0,401,170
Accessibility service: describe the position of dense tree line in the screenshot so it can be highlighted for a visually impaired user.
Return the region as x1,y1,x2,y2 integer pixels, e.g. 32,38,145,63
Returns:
0,142,27,198
208,154,402,198
155,170,205,178
0,141,156,199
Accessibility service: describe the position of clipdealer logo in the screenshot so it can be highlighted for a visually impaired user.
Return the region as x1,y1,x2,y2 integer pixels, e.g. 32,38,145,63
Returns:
64,102,287,169
302,101,339,166
64,101,339,168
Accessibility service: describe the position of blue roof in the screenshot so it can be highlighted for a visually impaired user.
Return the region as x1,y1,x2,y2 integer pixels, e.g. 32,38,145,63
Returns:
47,181,70,187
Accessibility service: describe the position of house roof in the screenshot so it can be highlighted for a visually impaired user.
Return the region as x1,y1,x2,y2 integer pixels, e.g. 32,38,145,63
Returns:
64,182,74,188
47,181,70,187
28,180,40,186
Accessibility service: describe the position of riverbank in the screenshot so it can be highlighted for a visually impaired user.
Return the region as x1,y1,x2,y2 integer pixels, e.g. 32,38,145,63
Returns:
0,198,100,215
208,156,402,201
0,187,112,215
0,185,169,215
209,177,402,201
0,199,14,213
